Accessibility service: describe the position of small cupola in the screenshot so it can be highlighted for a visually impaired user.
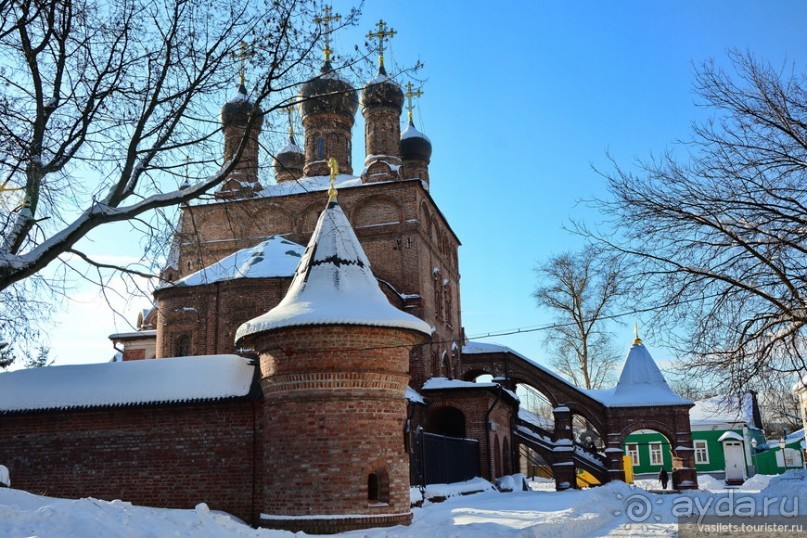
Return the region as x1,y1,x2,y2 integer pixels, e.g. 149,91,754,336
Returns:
273,110,305,183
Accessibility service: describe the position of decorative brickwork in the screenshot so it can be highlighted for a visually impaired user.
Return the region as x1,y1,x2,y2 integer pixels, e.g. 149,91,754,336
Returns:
245,325,425,534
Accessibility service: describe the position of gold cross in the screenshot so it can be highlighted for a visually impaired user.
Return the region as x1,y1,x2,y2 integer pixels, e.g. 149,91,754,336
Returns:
231,41,254,86
404,82,423,124
314,6,341,63
327,157,339,202
366,19,396,69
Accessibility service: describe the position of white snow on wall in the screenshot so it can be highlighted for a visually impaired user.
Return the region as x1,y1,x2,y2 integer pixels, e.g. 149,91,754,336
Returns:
0,355,254,412
168,236,304,288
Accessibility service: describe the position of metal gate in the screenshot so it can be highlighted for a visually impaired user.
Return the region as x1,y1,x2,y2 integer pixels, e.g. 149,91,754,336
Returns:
411,430,480,486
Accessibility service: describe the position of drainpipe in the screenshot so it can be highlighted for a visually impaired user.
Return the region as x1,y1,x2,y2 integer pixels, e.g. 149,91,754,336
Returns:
485,384,503,479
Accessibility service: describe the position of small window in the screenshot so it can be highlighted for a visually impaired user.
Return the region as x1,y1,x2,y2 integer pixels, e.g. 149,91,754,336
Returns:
649,442,663,466
694,440,709,464
368,469,389,504
316,137,325,159
626,443,640,466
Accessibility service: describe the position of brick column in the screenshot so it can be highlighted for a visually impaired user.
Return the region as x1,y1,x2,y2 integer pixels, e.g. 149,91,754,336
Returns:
552,406,576,490
606,433,627,483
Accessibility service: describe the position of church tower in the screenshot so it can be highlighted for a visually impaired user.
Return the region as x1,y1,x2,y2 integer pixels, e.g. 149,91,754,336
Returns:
236,164,430,533
361,20,404,183
299,8,358,177
216,45,263,199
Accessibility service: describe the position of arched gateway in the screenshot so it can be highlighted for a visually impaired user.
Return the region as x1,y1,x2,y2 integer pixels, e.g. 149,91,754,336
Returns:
460,334,698,490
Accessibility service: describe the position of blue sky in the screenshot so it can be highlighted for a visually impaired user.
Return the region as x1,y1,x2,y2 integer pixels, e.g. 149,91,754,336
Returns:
46,1,807,371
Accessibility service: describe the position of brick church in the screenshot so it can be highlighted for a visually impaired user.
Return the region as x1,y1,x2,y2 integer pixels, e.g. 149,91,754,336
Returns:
0,13,699,535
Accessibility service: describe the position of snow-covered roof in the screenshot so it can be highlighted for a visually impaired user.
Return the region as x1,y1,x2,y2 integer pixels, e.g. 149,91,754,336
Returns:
401,123,431,142
405,386,425,404
690,393,756,427
277,139,303,155
422,377,498,391
0,355,255,413
717,431,744,443
587,342,692,408
167,236,304,288
259,173,363,198
108,329,157,341
235,196,432,341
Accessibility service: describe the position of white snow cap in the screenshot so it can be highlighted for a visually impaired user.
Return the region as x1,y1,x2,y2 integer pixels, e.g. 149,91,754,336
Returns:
167,236,304,288
401,123,431,142
690,393,757,427
0,355,254,412
235,198,431,341
588,342,691,407
278,138,304,155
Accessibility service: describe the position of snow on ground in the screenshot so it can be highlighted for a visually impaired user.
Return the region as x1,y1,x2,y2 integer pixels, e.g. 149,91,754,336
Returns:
2,472,806,537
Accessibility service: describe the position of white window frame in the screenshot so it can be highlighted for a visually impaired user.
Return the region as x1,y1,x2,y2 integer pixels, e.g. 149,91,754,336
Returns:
626,443,640,466
649,442,663,466
694,440,709,464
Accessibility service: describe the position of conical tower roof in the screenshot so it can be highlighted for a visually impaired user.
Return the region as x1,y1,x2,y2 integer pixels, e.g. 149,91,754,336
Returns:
235,194,431,342
587,335,692,407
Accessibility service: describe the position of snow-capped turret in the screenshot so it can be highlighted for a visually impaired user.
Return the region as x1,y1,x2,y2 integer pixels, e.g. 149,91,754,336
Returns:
399,83,432,183
273,112,305,183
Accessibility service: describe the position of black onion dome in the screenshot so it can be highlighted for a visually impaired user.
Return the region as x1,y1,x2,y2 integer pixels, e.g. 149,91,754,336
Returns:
274,136,305,170
400,122,432,162
361,66,404,112
299,61,359,118
221,84,264,129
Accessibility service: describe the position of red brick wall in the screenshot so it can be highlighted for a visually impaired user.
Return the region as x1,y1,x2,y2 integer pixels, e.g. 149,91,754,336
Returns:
421,389,516,481
0,400,262,525
173,181,463,386
154,278,289,357
248,325,423,533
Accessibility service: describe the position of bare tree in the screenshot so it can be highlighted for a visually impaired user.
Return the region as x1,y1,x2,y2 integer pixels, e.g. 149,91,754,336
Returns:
0,0,341,361
584,51,807,390
533,248,625,389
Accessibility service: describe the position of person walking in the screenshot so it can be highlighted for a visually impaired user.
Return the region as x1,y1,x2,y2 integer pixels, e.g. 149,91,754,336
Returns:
658,468,669,490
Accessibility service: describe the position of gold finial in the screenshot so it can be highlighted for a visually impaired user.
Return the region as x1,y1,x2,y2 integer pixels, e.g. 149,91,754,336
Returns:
231,41,254,86
366,19,396,69
314,6,341,63
327,157,339,202
633,323,643,345
404,81,423,124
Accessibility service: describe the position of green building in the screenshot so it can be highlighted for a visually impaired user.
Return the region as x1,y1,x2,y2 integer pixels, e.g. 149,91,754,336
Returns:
624,393,804,483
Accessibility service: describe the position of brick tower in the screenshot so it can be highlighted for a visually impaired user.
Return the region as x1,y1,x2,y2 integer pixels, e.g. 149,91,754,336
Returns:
216,82,263,199
361,20,404,183
235,170,431,533
272,110,305,183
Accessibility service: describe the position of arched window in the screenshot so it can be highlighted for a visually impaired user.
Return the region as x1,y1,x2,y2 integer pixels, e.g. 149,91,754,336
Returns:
175,334,191,357
316,137,325,159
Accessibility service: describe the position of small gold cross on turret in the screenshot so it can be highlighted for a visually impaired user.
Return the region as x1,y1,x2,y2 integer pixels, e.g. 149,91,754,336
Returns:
231,41,254,86
366,19,396,69
633,323,643,345
314,6,341,63
404,82,423,124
